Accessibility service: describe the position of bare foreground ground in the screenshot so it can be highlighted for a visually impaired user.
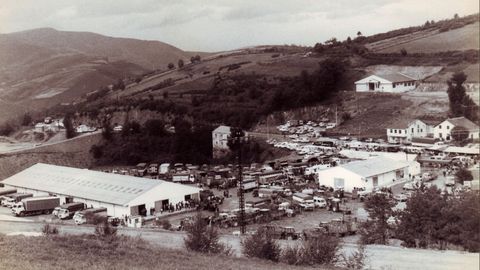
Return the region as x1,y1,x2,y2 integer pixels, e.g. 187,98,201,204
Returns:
0,219,478,270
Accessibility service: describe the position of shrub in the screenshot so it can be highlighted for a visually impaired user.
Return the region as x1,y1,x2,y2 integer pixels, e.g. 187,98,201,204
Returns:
341,112,352,122
242,228,281,262
281,245,302,265
42,223,59,236
157,219,172,230
339,244,367,269
301,235,340,265
95,219,117,239
184,213,230,255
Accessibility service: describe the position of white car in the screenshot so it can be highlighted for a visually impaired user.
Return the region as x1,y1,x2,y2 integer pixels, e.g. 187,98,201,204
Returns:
313,196,327,208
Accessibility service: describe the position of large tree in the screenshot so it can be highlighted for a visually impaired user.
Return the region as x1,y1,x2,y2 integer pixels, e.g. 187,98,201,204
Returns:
360,193,395,244
63,113,76,139
397,187,447,248
447,72,479,122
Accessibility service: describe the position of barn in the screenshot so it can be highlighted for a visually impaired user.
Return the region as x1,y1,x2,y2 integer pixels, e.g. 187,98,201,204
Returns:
355,73,416,93
1,163,201,218
316,157,409,192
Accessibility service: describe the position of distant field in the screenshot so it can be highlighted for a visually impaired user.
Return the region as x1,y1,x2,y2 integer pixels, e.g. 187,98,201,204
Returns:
377,22,479,53
0,235,333,270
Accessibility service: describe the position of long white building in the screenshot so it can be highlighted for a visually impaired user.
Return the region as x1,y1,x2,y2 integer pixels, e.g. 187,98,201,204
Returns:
316,157,409,192
1,163,201,218
355,73,416,93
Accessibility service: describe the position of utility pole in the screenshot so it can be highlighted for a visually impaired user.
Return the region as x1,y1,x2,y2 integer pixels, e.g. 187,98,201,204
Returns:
228,127,247,235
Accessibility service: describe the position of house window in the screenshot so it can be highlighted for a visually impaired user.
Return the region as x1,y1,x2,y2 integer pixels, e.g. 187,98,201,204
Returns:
439,125,442,129
394,130,397,134
447,126,450,129
393,83,396,88
411,128,414,133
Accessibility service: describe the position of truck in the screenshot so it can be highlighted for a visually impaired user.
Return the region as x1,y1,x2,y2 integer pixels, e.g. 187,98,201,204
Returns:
55,202,86,219
2,193,33,208
318,217,358,237
172,173,195,183
0,187,17,203
12,196,60,217
260,225,300,240
73,207,108,225
238,179,258,192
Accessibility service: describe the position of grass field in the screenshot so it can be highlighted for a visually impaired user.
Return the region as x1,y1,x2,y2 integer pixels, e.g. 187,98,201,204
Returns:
0,234,335,270
377,22,479,53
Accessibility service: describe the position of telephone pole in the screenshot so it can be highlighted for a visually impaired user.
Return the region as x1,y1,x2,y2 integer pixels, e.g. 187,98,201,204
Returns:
228,127,247,234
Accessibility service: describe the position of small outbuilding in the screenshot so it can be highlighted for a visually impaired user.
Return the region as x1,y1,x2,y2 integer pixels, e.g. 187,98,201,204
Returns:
355,73,416,93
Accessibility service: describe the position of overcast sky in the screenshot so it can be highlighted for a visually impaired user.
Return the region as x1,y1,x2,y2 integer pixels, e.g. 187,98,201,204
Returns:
1,0,478,52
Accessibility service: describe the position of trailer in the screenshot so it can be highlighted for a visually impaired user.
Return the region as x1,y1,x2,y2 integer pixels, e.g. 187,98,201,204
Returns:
73,207,108,225
56,202,87,219
2,193,33,208
12,196,60,217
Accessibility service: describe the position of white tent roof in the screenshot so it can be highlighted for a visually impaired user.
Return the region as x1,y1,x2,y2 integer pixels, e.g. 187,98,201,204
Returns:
1,163,200,206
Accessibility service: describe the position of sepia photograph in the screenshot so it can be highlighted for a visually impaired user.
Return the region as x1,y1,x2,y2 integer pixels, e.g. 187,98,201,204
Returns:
0,1,479,269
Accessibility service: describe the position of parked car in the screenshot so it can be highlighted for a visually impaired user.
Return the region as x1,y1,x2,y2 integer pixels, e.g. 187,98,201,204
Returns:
393,193,408,202
313,196,327,208
403,182,418,191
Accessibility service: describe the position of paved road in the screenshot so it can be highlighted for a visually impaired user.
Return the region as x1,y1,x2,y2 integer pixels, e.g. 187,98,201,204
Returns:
0,130,101,154
0,220,477,270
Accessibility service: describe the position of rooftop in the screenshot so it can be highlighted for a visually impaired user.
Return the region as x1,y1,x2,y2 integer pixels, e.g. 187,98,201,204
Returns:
341,157,409,178
380,73,416,83
213,125,231,134
445,117,479,131
1,163,163,206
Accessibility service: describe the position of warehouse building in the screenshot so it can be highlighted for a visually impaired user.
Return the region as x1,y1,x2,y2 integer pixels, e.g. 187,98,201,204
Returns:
316,157,409,192
1,163,201,218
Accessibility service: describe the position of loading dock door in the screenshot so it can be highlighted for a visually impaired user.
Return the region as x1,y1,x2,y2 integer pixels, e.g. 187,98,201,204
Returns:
130,204,147,216
334,178,345,189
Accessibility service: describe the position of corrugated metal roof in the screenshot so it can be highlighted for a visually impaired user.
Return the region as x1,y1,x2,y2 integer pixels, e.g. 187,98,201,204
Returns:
341,157,408,178
1,163,164,206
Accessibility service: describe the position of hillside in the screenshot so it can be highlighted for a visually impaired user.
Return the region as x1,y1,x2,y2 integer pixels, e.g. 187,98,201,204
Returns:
0,235,333,270
371,22,479,53
0,28,201,123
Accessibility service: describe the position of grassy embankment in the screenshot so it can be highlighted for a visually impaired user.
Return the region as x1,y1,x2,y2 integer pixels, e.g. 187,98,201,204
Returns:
0,234,336,270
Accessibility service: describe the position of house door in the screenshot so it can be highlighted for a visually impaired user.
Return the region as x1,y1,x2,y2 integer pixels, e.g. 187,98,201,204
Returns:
368,83,375,91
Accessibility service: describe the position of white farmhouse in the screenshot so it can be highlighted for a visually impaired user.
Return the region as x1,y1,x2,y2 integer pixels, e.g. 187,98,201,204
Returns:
387,119,437,144
434,117,479,141
355,73,416,93
316,157,409,192
212,125,231,158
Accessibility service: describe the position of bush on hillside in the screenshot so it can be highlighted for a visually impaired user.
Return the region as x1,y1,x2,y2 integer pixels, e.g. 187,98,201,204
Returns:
184,213,230,255
242,228,281,262
42,223,59,236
